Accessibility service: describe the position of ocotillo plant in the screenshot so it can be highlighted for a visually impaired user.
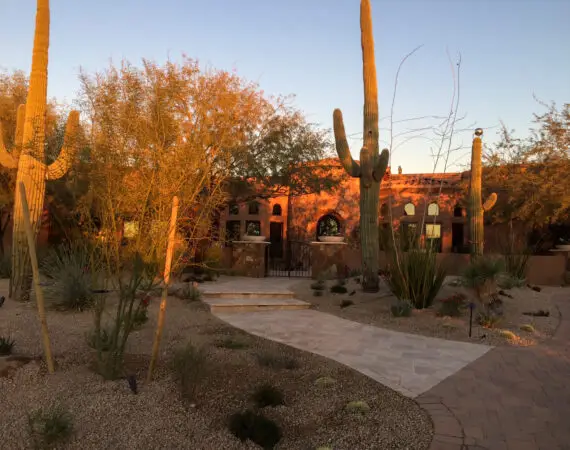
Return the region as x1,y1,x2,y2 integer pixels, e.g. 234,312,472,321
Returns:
333,0,389,292
0,0,80,300
468,128,497,257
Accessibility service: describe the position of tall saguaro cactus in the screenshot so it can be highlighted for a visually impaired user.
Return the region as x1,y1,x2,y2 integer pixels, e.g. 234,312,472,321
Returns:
468,128,497,257
333,0,389,293
0,0,80,300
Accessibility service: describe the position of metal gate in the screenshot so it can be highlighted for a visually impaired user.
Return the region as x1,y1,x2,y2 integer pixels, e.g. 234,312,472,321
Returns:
266,240,311,277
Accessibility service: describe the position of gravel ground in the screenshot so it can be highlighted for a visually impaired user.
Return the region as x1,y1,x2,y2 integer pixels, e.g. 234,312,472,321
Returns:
0,279,432,450
293,277,562,347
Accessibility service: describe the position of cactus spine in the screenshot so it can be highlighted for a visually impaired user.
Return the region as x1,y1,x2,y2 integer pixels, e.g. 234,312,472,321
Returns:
468,128,497,257
333,0,389,293
0,0,80,300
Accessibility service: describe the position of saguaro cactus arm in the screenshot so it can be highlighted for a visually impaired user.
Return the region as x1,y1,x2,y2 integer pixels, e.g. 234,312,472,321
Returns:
0,125,18,169
333,109,361,177
482,192,497,212
373,148,389,182
46,110,80,180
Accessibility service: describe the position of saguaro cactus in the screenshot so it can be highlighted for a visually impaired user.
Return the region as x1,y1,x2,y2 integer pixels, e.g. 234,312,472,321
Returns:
333,0,389,293
0,0,80,300
468,128,497,257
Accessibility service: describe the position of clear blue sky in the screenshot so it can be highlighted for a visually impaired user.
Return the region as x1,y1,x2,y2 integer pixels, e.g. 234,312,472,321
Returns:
1,0,568,173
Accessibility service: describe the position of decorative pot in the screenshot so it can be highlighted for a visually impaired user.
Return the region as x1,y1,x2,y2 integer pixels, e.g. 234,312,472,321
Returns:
556,244,570,250
318,236,345,243
242,235,267,242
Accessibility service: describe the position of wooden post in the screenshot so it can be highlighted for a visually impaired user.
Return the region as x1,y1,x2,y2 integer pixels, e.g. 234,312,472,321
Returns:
19,182,55,373
147,196,179,382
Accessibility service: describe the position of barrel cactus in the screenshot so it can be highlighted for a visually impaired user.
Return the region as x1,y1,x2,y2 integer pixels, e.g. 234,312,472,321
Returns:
333,0,389,292
0,0,80,300
468,128,497,257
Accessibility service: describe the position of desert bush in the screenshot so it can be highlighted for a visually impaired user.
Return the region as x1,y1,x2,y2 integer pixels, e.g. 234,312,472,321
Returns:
499,330,517,340
330,284,348,294
310,280,326,291
171,342,209,402
0,252,11,278
437,293,466,317
256,351,299,370
228,410,282,449
476,310,502,328
497,273,526,290
179,283,202,302
345,400,370,414
520,324,535,333
315,376,336,386
86,326,114,352
216,337,249,350
27,404,73,449
340,299,354,308
40,242,100,311
522,309,549,317
0,335,15,355
252,384,285,408
313,290,324,297
386,247,446,309
463,257,504,296
390,300,412,317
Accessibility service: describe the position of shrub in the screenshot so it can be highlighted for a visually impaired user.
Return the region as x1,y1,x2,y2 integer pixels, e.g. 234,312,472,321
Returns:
313,290,324,297
179,283,202,302
86,327,114,352
171,342,209,403
40,242,99,311
520,324,535,333
523,310,549,317
27,404,73,449
330,284,348,294
256,351,299,370
310,281,326,291
0,252,11,279
216,337,249,350
477,310,502,328
228,410,282,449
340,299,354,309
498,274,526,290
437,293,466,317
386,248,446,309
252,384,285,407
390,300,412,317
345,400,370,414
0,335,15,356
499,330,517,340
315,376,336,386
463,257,504,299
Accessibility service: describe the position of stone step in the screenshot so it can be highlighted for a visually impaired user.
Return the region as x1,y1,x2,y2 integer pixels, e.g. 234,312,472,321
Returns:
203,297,311,313
201,291,295,300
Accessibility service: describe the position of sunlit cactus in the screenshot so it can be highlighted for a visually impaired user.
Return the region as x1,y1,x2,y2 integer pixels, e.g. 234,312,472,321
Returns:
333,0,389,292
0,0,80,300
468,128,497,257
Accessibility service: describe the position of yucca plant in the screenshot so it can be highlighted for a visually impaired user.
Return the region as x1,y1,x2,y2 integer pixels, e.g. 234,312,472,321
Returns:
463,256,504,305
0,335,15,355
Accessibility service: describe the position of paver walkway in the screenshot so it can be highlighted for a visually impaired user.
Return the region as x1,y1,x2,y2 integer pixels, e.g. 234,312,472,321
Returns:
216,309,491,397
418,294,570,450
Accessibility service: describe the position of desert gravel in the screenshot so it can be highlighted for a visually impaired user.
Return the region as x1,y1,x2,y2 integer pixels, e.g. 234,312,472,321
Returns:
0,279,433,450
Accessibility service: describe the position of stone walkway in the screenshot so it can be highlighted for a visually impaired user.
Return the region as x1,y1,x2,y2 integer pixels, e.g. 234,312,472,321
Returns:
216,309,491,397
418,294,570,450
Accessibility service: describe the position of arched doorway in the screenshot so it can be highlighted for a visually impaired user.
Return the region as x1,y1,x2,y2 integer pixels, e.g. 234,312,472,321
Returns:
316,214,342,239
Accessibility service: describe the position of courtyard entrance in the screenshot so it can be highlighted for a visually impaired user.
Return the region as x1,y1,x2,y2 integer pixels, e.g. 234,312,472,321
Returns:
266,240,311,277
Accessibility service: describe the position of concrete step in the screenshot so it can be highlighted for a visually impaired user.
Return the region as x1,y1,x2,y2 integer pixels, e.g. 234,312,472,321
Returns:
201,291,295,300
203,296,311,313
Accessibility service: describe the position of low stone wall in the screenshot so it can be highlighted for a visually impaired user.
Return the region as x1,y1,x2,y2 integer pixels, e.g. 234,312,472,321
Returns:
311,242,348,279
230,241,269,278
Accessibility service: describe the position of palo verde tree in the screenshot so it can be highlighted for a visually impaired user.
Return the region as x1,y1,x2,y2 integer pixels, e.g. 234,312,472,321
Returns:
332,0,389,292
0,0,80,300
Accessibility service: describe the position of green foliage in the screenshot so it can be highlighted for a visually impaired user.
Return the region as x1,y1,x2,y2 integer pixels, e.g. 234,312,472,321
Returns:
0,335,15,355
476,310,502,328
499,330,517,340
386,248,446,309
522,309,549,317
216,337,249,350
27,404,73,450
179,283,202,302
330,284,347,294
256,351,299,370
86,326,113,352
228,410,282,449
520,324,535,333
171,342,209,403
340,299,354,309
0,251,11,278
314,376,336,386
463,257,504,290
497,274,526,290
311,280,326,291
390,300,412,317
40,242,99,311
252,384,285,408
345,400,370,414
437,293,466,317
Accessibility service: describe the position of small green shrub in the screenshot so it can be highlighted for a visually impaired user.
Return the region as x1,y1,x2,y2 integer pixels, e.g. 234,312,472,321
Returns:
313,290,324,297
86,327,114,352
310,281,326,291
522,310,549,317
252,384,284,407
497,274,526,290
390,300,412,317
27,404,73,449
499,330,517,340
228,410,282,449
179,283,202,302
171,342,208,402
330,284,348,294
256,352,299,370
0,335,15,356
437,293,466,317
315,376,336,386
345,400,370,414
520,324,535,333
463,257,504,290
216,337,249,350
477,310,502,328
0,252,11,278
340,299,354,309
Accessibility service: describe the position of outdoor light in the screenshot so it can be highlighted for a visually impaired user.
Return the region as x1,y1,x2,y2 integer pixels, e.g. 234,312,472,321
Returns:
474,128,483,137
468,302,475,337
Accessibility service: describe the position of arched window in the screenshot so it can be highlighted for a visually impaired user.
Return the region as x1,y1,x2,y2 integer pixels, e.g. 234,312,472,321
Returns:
404,202,415,216
453,205,463,217
272,204,282,216
248,201,260,215
316,214,341,237
229,202,239,215
428,203,439,216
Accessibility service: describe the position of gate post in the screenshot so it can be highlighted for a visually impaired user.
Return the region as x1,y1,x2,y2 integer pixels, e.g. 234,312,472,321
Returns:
231,241,270,278
310,241,347,280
